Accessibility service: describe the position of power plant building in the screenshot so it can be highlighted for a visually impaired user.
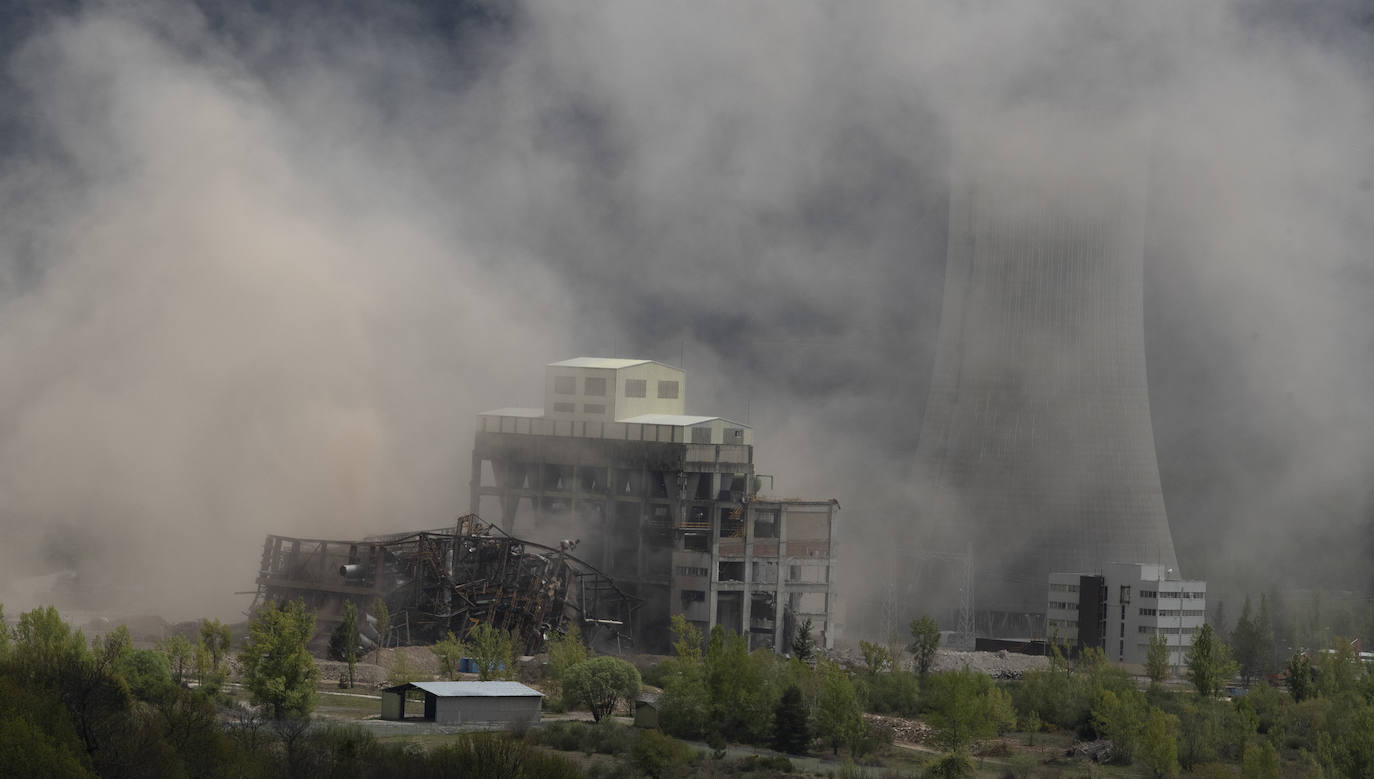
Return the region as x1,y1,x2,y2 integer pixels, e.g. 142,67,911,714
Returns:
471,358,839,652
1048,563,1206,668
912,135,1180,637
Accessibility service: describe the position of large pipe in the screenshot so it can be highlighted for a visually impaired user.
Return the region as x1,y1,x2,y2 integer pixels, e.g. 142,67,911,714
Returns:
340,564,368,579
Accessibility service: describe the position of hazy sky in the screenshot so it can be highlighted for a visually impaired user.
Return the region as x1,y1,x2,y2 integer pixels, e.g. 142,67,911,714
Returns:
2,1,1372,626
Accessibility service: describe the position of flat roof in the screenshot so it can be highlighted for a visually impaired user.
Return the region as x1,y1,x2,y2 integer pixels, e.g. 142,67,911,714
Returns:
547,357,660,369
384,681,543,698
617,414,749,428
477,407,545,418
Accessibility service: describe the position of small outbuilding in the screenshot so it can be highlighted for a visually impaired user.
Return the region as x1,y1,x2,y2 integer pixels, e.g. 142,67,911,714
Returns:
380,681,543,728
633,692,660,729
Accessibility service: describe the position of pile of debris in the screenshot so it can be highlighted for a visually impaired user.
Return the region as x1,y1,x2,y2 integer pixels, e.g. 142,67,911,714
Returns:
862,714,933,745
933,648,1049,677
1070,739,1115,763
252,514,639,654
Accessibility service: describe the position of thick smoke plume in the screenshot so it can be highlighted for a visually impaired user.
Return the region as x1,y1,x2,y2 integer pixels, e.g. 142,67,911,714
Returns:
2,1,1372,629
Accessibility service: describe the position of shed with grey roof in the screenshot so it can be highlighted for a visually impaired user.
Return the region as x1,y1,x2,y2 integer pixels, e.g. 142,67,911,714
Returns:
380,681,543,728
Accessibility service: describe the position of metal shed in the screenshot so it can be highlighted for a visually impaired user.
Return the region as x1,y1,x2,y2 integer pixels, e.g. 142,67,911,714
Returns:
380,681,543,728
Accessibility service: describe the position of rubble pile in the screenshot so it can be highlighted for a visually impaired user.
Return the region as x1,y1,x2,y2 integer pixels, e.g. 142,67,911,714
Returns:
863,713,933,744
933,648,1049,677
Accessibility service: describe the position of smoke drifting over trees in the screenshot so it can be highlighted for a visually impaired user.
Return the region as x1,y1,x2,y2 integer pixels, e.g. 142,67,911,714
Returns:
2,1,1373,626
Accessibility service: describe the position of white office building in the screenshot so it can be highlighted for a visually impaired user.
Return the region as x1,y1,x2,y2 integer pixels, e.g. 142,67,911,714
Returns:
1048,562,1206,668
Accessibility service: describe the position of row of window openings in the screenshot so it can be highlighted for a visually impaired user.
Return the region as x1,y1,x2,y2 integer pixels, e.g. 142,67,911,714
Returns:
554,376,678,399
510,467,751,501
1137,626,1195,635
1049,583,1081,593
1137,590,1205,599
678,562,827,584
1138,608,1205,618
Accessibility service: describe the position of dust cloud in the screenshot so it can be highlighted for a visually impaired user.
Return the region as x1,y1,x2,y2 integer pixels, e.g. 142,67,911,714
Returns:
1,2,1372,631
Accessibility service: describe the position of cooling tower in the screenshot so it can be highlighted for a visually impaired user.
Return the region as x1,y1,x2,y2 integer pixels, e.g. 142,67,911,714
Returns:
912,131,1178,635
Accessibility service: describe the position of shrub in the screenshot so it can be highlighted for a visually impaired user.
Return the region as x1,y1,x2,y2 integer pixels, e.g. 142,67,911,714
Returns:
632,729,693,778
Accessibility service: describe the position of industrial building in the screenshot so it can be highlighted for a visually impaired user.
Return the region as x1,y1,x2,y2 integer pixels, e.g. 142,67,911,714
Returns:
251,515,638,653
380,681,543,728
471,358,840,652
911,131,1180,638
1047,563,1206,667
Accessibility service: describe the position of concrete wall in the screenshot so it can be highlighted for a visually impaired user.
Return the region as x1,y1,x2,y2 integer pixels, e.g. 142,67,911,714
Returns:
615,362,687,419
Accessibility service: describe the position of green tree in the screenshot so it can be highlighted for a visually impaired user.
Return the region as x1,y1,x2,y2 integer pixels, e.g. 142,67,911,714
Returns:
196,618,231,694
335,601,360,687
1186,624,1236,698
1146,631,1170,684
238,599,319,719
158,633,194,686
670,614,703,664
467,623,514,680
860,640,893,674
1232,597,1263,686
199,619,231,671
0,604,8,659
1091,688,1147,763
430,631,467,680
658,616,709,738
387,651,419,686
1286,652,1313,702
1313,638,1362,697
11,605,86,670
1138,707,1180,777
908,616,941,677
815,661,864,756
1256,593,1275,677
791,618,816,662
923,667,1014,753
562,656,641,722
370,598,390,662
1242,739,1280,779
772,684,811,754
544,625,588,706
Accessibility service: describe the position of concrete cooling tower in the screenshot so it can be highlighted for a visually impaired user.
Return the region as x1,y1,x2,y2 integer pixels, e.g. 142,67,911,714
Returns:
912,132,1179,638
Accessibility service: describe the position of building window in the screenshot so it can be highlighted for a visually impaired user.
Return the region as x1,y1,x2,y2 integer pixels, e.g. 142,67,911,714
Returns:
584,377,607,396
553,402,575,413
554,376,576,395
625,379,647,398
753,511,778,538
691,427,712,444
676,566,709,578
657,380,679,399
1139,608,1156,617
583,403,606,414
725,427,744,443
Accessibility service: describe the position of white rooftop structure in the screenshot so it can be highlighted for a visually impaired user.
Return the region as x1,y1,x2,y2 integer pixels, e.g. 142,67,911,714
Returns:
547,357,657,370
477,357,752,445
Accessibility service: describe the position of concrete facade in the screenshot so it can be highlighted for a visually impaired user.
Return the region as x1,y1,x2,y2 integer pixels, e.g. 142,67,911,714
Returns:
471,358,838,653
1048,563,1206,667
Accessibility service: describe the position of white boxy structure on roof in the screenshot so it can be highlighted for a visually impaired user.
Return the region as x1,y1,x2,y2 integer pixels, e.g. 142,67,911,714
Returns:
380,681,543,728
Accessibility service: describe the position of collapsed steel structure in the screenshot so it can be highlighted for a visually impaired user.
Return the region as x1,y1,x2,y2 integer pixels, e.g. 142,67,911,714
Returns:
252,514,639,653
